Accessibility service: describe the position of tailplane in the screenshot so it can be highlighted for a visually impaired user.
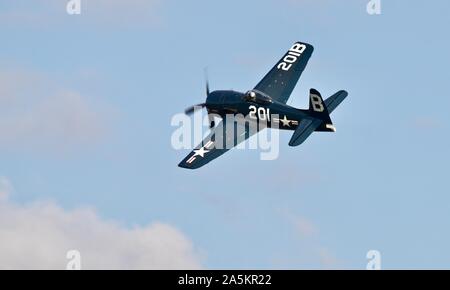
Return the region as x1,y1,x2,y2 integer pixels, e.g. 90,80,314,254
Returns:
288,88,347,146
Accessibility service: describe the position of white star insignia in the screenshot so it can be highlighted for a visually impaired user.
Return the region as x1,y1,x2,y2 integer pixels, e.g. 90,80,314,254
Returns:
280,115,291,127
193,147,209,158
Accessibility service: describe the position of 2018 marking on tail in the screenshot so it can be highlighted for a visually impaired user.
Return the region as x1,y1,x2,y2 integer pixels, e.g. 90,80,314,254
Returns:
277,43,307,71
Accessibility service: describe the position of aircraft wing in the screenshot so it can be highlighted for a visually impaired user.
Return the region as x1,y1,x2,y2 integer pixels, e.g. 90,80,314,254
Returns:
254,41,314,104
178,120,258,169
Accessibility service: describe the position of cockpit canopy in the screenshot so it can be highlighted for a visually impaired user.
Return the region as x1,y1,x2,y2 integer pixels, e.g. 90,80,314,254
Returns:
243,90,272,104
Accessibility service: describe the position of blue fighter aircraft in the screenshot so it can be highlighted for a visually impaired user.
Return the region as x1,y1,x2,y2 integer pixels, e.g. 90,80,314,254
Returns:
179,41,348,169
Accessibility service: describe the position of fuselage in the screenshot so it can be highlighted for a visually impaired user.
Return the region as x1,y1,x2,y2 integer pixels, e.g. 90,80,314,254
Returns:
205,89,311,130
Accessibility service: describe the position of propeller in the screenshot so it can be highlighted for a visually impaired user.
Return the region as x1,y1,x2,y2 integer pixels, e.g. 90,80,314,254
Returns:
204,67,210,97
184,103,206,115
184,68,211,116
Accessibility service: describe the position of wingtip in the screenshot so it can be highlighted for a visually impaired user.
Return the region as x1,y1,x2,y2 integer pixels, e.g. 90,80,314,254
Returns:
297,41,314,46
340,90,349,96
178,161,199,170
178,162,191,169
295,41,314,51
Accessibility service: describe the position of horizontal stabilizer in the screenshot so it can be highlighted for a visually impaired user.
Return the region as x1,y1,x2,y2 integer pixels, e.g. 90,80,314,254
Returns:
324,90,348,113
289,119,322,147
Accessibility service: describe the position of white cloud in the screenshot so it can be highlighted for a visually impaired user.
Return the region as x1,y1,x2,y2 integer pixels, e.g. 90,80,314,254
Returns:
0,177,202,269
318,247,339,268
280,208,341,268
0,68,111,152
292,215,318,237
282,208,318,238
0,176,13,201
412,116,441,130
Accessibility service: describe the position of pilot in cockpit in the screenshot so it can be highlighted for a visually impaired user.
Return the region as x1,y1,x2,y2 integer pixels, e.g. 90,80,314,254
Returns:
244,90,257,102
244,90,272,104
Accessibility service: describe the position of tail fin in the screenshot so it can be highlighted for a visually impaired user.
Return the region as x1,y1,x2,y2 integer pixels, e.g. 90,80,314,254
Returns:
289,88,347,146
308,88,335,132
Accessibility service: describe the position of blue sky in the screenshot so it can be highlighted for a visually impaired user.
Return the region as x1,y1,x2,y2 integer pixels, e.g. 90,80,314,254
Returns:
0,0,449,269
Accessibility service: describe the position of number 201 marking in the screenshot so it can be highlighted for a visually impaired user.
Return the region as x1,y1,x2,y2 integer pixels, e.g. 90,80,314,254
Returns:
249,105,270,121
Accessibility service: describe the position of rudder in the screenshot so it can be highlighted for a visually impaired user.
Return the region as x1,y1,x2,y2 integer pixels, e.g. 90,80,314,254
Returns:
308,88,335,132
